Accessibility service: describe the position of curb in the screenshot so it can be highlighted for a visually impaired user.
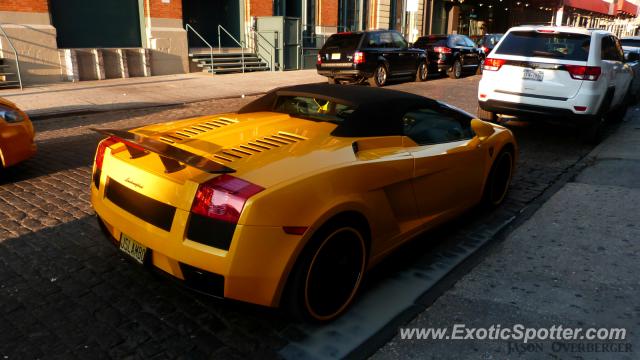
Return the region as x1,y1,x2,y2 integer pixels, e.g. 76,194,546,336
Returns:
26,91,267,121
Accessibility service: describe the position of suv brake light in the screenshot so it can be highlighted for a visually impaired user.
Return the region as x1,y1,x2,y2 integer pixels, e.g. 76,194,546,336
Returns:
353,51,365,64
191,175,264,224
483,58,506,71
565,65,601,81
433,46,452,54
317,54,322,65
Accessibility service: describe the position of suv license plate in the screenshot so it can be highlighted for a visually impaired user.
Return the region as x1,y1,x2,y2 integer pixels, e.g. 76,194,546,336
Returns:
331,53,341,60
119,233,147,264
523,69,544,81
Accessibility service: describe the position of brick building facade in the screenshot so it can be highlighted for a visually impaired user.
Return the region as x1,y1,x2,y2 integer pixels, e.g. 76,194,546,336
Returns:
0,0,638,85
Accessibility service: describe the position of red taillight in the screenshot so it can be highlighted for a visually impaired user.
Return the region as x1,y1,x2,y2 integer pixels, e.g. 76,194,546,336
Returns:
536,29,558,33
574,106,588,111
94,136,120,171
565,65,601,81
483,58,506,71
481,46,488,53
191,175,264,224
353,51,365,64
317,54,322,65
433,46,452,54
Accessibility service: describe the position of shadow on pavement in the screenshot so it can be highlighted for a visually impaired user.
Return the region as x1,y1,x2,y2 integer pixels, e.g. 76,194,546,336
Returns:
0,216,288,358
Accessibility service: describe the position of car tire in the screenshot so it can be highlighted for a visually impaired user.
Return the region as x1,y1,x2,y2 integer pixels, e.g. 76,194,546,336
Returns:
284,221,367,323
415,61,429,82
481,147,514,208
369,64,388,87
476,59,484,75
580,114,606,144
608,90,631,123
449,59,462,79
477,104,496,123
580,91,612,144
327,77,338,85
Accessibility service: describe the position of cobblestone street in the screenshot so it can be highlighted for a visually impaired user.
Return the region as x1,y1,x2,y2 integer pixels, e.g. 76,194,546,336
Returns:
0,75,610,358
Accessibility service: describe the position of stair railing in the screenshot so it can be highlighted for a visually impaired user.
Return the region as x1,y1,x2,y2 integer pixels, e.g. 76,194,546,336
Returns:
251,30,278,71
0,22,23,90
185,24,214,76
217,25,245,73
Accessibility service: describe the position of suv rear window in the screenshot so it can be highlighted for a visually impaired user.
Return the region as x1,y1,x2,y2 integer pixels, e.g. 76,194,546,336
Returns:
495,31,591,61
415,36,448,48
621,39,640,47
323,33,363,51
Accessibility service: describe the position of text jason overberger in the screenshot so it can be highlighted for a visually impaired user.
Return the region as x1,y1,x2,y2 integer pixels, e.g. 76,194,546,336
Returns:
508,342,633,355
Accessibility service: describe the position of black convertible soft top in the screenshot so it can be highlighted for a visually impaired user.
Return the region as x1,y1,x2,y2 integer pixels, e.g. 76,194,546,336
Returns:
237,83,438,137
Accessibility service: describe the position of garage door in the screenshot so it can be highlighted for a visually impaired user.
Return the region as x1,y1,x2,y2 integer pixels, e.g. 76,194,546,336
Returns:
50,0,142,48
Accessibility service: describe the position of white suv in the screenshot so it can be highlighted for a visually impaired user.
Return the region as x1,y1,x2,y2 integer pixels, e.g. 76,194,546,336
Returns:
478,26,633,140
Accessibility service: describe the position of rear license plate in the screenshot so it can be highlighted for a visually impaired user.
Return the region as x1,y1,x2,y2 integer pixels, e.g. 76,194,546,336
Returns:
331,53,341,60
523,69,544,81
119,233,147,264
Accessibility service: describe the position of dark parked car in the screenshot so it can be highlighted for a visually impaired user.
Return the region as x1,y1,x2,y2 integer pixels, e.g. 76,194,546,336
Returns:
476,33,504,56
316,30,428,87
414,34,482,79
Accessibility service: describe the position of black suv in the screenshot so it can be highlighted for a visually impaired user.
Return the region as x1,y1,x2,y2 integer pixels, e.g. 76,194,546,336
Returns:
476,33,503,56
317,30,428,87
414,34,482,79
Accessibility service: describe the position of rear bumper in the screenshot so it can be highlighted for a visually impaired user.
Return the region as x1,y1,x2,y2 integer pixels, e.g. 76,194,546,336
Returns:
91,180,302,307
478,100,593,122
317,68,372,80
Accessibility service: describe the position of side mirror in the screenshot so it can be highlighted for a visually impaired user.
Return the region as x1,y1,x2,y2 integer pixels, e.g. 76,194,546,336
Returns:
471,118,495,141
625,52,640,62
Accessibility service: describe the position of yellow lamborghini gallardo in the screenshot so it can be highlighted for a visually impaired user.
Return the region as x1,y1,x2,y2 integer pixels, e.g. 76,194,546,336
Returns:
91,84,517,322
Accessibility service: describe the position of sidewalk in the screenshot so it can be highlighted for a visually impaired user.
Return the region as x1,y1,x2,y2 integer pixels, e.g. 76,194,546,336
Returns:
0,70,324,119
373,111,640,359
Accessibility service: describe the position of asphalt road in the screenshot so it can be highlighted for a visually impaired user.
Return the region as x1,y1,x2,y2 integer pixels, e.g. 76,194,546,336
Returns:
0,74,604,358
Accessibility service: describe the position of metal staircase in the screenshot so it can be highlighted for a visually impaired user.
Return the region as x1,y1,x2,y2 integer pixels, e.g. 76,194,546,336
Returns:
0,23,22,89
189,50,270,74
0,59,20,89
185,24,272,75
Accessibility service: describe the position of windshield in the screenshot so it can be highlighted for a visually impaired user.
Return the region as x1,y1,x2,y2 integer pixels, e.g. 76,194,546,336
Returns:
274,96,355,123
495,31,590,61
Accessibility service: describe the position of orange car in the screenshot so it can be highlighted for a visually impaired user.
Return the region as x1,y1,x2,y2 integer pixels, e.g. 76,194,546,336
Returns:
0,98,36,170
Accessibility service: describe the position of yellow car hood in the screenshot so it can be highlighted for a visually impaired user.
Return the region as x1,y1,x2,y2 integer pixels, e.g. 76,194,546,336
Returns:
129,111,358,188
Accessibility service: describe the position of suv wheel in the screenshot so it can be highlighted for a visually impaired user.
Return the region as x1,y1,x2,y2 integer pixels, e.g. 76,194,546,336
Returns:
580,115,605,144
415,62,428,82
476,58,484,75
477,104,496,123
369,64,388,87
449,59,462,79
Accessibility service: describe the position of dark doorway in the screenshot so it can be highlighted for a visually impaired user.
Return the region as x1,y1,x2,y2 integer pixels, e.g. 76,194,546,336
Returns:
273,0,302,18
183,0,241,48
50,0,141,48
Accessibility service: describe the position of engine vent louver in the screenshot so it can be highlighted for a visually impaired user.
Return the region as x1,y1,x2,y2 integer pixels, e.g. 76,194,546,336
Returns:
159,117,238,144
213,132,307,163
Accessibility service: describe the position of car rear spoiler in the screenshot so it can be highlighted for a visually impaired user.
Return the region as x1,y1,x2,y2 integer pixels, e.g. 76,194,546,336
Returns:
91,128,235,174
